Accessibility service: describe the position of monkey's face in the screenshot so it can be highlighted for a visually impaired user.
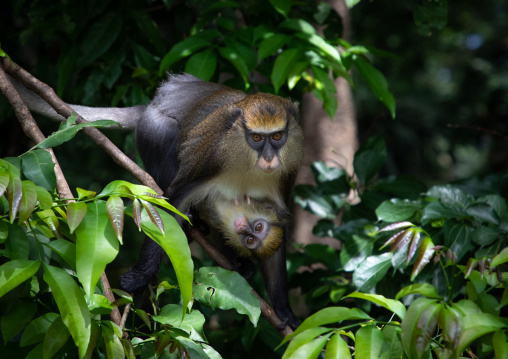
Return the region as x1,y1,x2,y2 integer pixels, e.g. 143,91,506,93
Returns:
233,215,282,257
245,130,287,173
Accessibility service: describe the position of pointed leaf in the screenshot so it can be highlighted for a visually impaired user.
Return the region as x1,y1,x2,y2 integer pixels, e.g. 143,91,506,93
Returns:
0,167,9,198
411,237,435,281
324,332,351,359
132,198,142,231
282,327,332,359
396,283,440,300
42,264,91,359
67,202,87,234
20,149,56,191
35,186,53,209
0,259,40,297
141,209,193,314
20,313,59,347
346,292,406,320
18,180,38,223
193,267,260,326
185,48,217,81
141,200,164,234
492,247,508,267
102,322,125,359
493,330,508,359
457,313,508,353
438,305,463,351
271,48,300,92
376,199,424,222
6,172,22,223
258,34,290,62
280,307,371,346
106,195,124,243
44,239,76,270
287,335,330,359
160,37,211,73
43,316,70,359
352,253,392,291
75,201,119,298
353,136,387,185
407,231,422,264
379,221,414,232
400,297,439,358
355,325,392,359
153,304,205,337
414,302,441,356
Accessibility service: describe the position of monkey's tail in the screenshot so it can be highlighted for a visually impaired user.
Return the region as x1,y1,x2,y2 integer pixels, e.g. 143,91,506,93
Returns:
9,74,144,130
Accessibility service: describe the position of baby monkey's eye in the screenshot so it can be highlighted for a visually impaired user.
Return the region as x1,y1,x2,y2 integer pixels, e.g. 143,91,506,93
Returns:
255,223,263,232
246,236,255,245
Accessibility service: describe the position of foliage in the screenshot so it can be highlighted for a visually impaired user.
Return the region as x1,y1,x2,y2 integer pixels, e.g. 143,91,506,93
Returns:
0,120,261,358
290,136,508,358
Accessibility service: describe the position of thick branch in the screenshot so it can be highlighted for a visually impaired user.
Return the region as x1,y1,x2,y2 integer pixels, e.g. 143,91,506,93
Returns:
1,58,162,195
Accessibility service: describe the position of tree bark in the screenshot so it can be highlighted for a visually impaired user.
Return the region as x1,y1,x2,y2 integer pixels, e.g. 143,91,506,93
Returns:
292,0,358,247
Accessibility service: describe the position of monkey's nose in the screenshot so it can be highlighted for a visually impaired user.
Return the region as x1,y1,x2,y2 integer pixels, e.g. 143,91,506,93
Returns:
234,217,249,234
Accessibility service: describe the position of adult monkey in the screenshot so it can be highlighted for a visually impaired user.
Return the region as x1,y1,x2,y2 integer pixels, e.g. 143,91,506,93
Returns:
13,73,303,329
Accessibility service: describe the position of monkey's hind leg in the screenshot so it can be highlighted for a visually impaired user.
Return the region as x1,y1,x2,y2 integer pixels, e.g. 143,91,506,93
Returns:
120,237,164,293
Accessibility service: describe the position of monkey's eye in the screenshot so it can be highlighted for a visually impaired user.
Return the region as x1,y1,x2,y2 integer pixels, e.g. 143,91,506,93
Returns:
254,223,263,232
246,236,255,245
272,132,283,141
251,134,263,142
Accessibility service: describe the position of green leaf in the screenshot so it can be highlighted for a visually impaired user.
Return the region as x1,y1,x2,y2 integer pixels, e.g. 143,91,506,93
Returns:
258,34,290,62
44,239,76,270
18,180,37,223
376,199,424,222
282,327,333,359
77,187,96,200
42,264,91,359
160,36,212,73
312,65,338,119
34,119,120,150
79,14,123,67
185,48,217,81
340,234,374,272
438,305,463,351
67,201,87,234
478,194,507,220
400,298,440,358
280,307,371,346
410,236,435,281
43,316,70,359
286,334,330,359
0,259,40,297
472,226,499,246
106,195,124,243
193,267,260,326
466,203,500,225
140,209,193,314
345,0,361,8
279,19,316,34
443,220,474,261
0,167,9,198
493,330,508,359
492,247,508,267
35,185,53,209
6,171,22,223
141,200,164,234
20,149,56,191
346,292,406,320
176,336,209,359
353,136,387,185
1,299,37,342
218,46,250,84
352,253,392,291
353,56,396,119
5,223,29,259
269,0,292,17
324,332,351,359
153,304,205,337
355,325,392,359
102,322,125,359
396,283,440,300
457,313,508,353
296,33,341,63
75,201,119,298
271,48,300,92
20,313,59,347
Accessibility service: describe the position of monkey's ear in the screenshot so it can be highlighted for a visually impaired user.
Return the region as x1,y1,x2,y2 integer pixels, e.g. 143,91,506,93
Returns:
287,101,300,121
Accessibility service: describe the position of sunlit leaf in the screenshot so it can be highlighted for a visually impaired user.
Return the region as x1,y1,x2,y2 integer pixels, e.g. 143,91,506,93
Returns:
411,236,435,281
141,200,164,234
355,325,391,359
75,201,119,298
324,332,351,359
66,202,87,234
346,292,406,320
0,259,40,297
106,195,124,243
457,313,508,353
141,210,193,314
18,180,37,223
282,327,332,359
193,267,260,326
42,264,90,359
396,283,440,300
258,34,290,62
271,48,300,93
102,322,125,359
492,247,508,267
